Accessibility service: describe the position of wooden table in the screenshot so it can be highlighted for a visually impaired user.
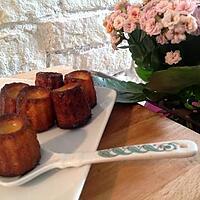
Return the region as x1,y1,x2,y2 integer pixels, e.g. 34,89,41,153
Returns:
12,67,200,200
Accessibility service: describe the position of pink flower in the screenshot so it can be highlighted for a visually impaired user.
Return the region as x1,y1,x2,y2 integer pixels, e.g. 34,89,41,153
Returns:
162,10,180,29
180,15,198,33
105,21,114,33
174,24,186,34
127,5,140,22
165,28,186,44
123,19,137,33
145,8,157,19
103,16,114,33
156,34,168,45
139,0,159,31
186,16,198,33
171,33,186,43
113,15,126,30
120,12,128,19
143,0,160,12
165,29,174,40
144,19,162,36
156,0,169,14
103,0,200,50
175,0,197,15
165,50,182,65
110,10,122,22
192,101,200,107
140,10,159,33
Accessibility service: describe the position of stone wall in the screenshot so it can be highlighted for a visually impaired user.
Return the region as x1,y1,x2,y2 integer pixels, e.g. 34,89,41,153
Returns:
0,0,138,77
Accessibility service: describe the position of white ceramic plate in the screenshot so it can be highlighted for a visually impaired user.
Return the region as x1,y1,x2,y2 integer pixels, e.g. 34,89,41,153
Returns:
0,78,116,200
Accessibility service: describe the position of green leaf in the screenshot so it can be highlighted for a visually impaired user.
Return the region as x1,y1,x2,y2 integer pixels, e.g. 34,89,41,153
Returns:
128,29,146,59
92,75,146,103
147,66,200,94
143,89,167,102
117,91,146,103
127,29,162,82
135,66,153,82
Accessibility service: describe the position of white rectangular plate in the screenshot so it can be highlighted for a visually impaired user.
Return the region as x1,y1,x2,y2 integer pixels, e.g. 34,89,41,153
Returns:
0,78,116,200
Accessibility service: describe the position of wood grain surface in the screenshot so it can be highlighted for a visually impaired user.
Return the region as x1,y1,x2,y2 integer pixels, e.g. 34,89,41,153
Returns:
80,104,200,200
11,67,200,200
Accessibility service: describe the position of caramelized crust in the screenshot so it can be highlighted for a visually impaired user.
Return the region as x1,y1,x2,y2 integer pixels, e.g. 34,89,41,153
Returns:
35,72,64,90
0,83,29,116
0,114,40,177
51,82,91,129
17,86,55,132
64,70,97,108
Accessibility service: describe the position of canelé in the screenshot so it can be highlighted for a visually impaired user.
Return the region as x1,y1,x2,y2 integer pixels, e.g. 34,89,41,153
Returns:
0,83,29,116
35,72,64,90
17,86,55,132
64,70,97,108
51,82,91,129
0,114,40,177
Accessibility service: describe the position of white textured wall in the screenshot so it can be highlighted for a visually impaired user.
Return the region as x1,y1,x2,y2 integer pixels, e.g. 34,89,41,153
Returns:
0,0,135,77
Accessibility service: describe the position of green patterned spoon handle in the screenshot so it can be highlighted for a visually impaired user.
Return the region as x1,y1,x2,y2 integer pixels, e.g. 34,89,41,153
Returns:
65,139,198,167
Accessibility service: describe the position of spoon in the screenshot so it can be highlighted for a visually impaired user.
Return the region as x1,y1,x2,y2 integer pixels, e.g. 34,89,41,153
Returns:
0,139,197,187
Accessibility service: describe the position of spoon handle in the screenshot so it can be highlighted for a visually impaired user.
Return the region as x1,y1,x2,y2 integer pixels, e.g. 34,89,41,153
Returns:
60,140,198,168
0,140,197,187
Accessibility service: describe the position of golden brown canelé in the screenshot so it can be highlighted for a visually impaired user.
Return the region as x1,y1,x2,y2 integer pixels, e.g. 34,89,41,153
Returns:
16,86,55,133
0,83,29,116
64,70,97,108
0,114,40,177
35,72,64,90
51,82,91,129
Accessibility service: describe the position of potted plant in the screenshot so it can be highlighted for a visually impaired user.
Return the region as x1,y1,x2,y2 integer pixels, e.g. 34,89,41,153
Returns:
94,0,200,132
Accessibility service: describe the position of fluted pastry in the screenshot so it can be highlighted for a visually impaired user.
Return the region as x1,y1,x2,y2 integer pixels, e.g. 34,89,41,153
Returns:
35,72,64,90
51,82,91,129
64,70,97,108
17,86,55,132
0,83,29,116
0,114,40,177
